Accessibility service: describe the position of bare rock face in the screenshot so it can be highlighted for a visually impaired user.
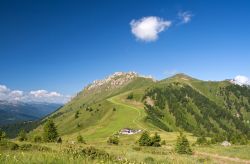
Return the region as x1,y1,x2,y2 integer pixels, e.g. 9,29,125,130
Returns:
81,72,154,97
221,141,231,147
85,72,139,92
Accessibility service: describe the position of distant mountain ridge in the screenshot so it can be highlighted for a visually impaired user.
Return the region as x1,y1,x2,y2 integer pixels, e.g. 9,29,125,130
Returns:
0,100,62,126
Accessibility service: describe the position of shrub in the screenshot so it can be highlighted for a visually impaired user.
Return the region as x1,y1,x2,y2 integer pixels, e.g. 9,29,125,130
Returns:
196,136,208,145
151,133,161,147
161,140,166,145
138,131,162,147
75,111,79,119
89,108,93,112
57,137,62,143
81,146,111,160
77,134,86,143
175,132,192,155
64,146,112,161
0,129,6,141
107,135,119,145
33,135,42,143
127,93,134,100
113,107,116,111
229,133,248,145
9,142,19,150
19,144,32,151
0,141,19,150
43,119,59,142
18,129,27,142
211,133,227,144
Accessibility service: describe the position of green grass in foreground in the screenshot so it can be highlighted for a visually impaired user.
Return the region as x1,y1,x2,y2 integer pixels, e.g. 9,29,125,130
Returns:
0,146,212,164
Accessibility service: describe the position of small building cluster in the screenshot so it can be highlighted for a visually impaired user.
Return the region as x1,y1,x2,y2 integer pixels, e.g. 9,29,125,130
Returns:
119,128,142,135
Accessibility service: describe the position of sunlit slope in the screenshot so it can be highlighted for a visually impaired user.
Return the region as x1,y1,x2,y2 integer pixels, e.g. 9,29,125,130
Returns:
30,73,250,142
30,75,155,140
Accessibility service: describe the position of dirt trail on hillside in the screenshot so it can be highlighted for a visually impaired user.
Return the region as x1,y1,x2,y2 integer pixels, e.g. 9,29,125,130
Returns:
107,96,147,131
195,152,250,164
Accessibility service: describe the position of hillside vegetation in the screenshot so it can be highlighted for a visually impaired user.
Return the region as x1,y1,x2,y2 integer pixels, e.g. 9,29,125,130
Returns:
2,72,250,163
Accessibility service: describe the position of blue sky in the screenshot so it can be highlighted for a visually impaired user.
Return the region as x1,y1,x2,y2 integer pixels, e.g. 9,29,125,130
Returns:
0,0,250,99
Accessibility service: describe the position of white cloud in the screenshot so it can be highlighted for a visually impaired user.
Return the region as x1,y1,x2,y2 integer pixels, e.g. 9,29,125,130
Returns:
0,84,70,104
130,16,171,42
9,90,24,101
30,90,61,98
231,75,250,86
0,85,9,93
178,11,193,24
29,90,66,103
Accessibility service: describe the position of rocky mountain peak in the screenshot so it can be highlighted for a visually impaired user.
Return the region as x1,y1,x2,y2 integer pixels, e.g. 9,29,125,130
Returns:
86,72,139,91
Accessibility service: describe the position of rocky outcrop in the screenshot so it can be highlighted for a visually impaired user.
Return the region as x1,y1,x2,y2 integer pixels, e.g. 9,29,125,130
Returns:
84,72,154,93
86,72,138,91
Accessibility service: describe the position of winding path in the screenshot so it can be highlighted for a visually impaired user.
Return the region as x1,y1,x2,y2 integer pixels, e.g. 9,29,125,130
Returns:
107,96,146,130
195,152,250,164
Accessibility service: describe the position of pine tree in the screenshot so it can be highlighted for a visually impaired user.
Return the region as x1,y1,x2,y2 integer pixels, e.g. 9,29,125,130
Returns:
43,119,59,142
175,132,192,155
138,131,151,146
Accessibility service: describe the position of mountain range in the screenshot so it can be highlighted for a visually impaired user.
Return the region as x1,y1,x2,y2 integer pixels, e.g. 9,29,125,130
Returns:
0,101,62,126
29,72,250,141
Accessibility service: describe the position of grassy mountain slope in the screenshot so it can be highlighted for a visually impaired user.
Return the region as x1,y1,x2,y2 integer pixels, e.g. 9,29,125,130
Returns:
30,73,250,142
7,72,249,164
30,74,155,141
144,74,250,138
